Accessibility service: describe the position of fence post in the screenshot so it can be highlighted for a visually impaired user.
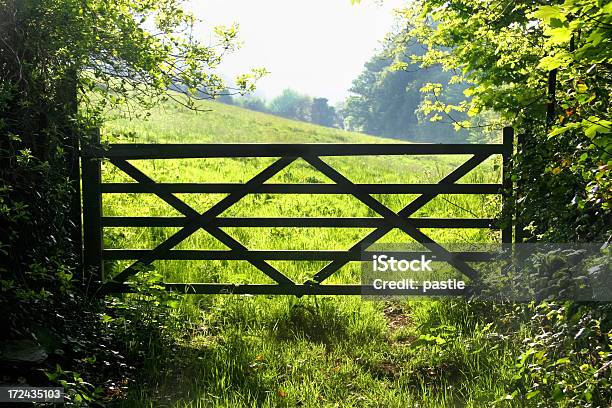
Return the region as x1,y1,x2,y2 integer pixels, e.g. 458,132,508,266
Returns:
58,68,83,270
515,131,526,243
502,126,514,244
81,128,104,288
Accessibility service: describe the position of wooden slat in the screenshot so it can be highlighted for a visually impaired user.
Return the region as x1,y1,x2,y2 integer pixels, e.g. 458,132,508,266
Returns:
101,282,468,296
502,127,514,243
101,183,502,194
166,283,468,296
85,143,507,159
102,216,498,229
109,160,298,287
103,249,496,261
304,156,481,281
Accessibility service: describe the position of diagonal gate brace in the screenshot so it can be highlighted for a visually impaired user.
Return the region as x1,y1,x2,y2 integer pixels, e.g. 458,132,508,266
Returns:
303,154,491,284
108,157,297,286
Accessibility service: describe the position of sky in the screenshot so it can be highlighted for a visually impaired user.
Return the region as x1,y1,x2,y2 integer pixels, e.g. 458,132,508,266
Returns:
186,0,405,105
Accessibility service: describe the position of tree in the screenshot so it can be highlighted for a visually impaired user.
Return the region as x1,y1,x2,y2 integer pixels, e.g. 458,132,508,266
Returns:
341,39,470,142
310,97,336,127
235,96,268,112
0,0,262,244
0,0,262,286
268,88,312,121
216,90,235,105
396,0,610,240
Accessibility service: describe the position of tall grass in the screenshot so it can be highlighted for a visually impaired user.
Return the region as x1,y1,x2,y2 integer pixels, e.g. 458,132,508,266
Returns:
103,100,521,407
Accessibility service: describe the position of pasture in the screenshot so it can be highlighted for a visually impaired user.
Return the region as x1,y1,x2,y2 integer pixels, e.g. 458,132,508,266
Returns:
102,99,521,407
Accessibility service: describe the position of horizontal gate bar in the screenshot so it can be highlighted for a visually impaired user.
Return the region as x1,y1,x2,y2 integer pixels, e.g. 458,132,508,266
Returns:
85,143,508,159
102,217,497,229
101,183,502,194
102,282,468,296
167,284,468,296
103,249,496,261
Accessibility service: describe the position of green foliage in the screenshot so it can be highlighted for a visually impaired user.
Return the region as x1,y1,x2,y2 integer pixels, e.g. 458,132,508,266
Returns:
395,0,610,234
232,95,269,113
268,88,313,122
0,139,76,332
231,91,341,129
340,41,472,142
509,302,612,407
310,97,337,127
0,0,258,404
104,269,187,361
391,1,612,406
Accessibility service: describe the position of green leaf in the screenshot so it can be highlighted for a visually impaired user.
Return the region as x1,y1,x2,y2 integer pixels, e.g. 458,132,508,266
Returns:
547,27,573,45
587,30,605,46
555,357,570,365
526,390,541,399
551,386,564,401
586,124,606,138
548,124,577,137
537,55,567,71
583,118,612,138
531,6,566,23
100,313,114,323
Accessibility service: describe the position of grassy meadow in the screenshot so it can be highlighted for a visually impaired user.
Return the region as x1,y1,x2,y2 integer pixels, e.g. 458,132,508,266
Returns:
102,99,523,407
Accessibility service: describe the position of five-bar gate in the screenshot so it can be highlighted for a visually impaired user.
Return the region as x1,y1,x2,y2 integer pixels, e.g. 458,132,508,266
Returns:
82,128,514,295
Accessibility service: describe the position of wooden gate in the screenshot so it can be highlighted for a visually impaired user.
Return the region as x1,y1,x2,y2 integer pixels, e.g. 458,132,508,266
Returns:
82,128,514,295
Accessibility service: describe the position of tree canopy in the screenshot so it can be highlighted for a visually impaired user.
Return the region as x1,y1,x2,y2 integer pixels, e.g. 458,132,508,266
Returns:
267,88,312,122
393,0,610,238
339,40,474,142
1,0,264,136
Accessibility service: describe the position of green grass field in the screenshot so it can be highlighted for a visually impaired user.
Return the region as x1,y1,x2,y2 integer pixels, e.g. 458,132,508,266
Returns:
102,99,522,407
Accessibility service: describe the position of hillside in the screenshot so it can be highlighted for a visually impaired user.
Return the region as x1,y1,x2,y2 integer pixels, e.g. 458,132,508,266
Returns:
105,99,390,144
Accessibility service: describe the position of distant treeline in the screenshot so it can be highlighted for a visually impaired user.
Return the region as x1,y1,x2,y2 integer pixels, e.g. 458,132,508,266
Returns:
217,89,339,129
216,36,492,143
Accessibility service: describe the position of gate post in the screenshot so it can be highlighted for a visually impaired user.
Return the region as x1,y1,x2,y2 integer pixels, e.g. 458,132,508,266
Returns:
515,131,526,243
58,68,84,271
81,128,104,289
502,127,514,244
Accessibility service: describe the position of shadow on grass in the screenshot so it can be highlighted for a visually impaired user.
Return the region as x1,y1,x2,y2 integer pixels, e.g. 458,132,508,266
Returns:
122,331,277,407
273,301,350,346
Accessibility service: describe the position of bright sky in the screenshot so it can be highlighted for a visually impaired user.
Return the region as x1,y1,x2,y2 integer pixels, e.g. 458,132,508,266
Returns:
187,0,405,104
